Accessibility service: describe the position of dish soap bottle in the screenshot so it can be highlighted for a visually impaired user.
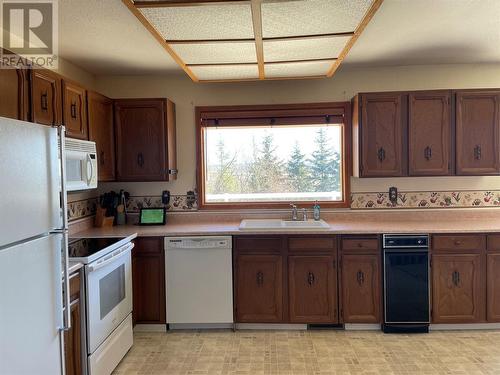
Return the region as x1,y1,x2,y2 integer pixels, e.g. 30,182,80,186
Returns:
313,201,321,221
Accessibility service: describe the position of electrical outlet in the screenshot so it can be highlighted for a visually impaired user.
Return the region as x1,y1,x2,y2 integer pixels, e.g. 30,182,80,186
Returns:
389,187,398,204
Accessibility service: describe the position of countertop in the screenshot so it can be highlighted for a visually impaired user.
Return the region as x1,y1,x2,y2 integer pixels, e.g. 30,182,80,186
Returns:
73,209,500,238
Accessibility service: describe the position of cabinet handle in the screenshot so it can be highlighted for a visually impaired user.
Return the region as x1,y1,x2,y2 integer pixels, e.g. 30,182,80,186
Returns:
377,147,386,162
256,271,264,286
474,145,482,160
452,270,461,287
307,272,315,286
357,270,365,286
70,102,77,119
454,240,462,246
137,153,144,167
41,92,48,111
100,151,105,166
424,146,432,160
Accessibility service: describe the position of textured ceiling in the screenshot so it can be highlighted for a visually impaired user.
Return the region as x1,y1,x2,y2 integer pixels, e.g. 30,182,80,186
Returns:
55,0,500,77
344,0,500,66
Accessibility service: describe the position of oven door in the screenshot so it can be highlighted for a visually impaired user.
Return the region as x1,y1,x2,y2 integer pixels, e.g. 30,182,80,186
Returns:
85,243,133,354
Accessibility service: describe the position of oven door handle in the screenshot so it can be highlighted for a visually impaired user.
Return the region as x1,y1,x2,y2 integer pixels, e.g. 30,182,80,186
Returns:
87,243,134,273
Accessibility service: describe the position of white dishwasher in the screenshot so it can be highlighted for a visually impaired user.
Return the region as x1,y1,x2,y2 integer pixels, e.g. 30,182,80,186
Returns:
165,236,233,329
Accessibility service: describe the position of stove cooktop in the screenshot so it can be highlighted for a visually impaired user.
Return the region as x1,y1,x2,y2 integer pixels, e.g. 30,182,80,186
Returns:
68,234,137,264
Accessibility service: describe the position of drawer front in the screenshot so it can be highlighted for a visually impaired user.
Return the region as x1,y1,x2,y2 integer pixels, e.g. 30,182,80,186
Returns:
234,236,282,253
288,237,337,252
134,237,163,255
488,234,500,252
341,238,379,252
432,235,485,252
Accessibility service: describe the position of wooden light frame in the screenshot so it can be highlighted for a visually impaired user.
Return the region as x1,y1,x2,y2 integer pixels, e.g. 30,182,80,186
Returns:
122,0,383,82
195,102,352,210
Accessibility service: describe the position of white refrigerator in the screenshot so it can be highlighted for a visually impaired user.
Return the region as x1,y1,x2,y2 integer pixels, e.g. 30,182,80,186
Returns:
0,117,70,374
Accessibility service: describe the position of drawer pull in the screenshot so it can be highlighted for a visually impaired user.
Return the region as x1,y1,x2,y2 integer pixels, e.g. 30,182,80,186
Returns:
454,240,462,246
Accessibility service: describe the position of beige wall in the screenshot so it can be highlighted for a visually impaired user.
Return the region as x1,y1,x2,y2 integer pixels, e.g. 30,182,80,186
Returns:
55,57,97,90
95,63,500,197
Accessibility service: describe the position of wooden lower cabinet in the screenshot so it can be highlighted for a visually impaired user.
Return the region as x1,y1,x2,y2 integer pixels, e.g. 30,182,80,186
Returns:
341,254,381,323
432,253,485,323
487,253,500,321
288,255,337,323
64,271,82,375
235,254,283,323
132,237,166,324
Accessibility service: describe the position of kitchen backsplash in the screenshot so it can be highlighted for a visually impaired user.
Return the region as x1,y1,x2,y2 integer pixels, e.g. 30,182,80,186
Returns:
68,190,500,221
67,193,197,222
351,190,500,209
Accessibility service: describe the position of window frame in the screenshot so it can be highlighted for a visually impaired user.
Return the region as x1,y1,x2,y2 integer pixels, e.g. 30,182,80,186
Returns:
196,102,352,210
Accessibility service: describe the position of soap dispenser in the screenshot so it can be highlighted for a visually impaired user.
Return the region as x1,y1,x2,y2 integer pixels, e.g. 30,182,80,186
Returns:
313,201,321,221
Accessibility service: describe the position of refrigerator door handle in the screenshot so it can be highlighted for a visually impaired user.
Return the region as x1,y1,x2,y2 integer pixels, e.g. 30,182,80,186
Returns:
56,126,71,332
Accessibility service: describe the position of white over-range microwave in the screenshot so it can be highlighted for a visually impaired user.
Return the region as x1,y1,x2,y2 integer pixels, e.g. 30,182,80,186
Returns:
64,138,98,191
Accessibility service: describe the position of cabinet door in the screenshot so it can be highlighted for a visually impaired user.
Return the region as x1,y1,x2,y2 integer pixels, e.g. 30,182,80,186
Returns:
360,93,406,176
409,91,452,176
132,238,166,324
0,68,29,120
62,80,88,140
341,254,381,323
432,254,485,323
64,272,82,375
115,99,173,181
235,254,283,323
487,253,500,322
31,69,62,126
288,256,337,323
88,91,115,181
456,91,500,175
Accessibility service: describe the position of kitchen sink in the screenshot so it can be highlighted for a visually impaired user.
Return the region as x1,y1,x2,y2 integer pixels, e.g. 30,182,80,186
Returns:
239,219,330,231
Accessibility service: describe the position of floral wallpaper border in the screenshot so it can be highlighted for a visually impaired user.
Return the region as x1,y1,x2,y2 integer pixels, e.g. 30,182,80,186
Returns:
351,190,500,209
68,191,500,220
68,198,98,222
126,193,198,212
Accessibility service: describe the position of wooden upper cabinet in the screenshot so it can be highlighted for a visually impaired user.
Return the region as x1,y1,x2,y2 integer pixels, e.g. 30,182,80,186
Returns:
235,254,283,323
62,80,88,139
288,255,338,323
456,91,500,175
88,91,115,181
408,91,452,176
30,69,62,126
114,98,177,181
432,253,485,323
0,67,29,121
359,93,406,177
341,253,381,323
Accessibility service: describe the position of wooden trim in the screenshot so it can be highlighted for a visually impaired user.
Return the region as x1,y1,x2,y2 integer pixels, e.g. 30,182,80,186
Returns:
134,0,249,7
187,58,336,67
196,102,352,210
250,0,265,79
198,75,326,83
121,0,199,82
167,32,355,45
326,0,384,78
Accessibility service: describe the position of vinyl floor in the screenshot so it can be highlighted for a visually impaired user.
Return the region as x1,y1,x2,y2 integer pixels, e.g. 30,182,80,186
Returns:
112,329,500,375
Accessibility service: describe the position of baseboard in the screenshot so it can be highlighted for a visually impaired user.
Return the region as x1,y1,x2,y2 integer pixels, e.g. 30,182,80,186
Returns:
430,323,500,331
344,324,381,331
235,323,307,330
168,323,234,330
133,324,167,332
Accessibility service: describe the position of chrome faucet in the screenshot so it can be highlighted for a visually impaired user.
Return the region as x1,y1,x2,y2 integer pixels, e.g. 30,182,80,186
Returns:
302,208,308,221
290,204,298,221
